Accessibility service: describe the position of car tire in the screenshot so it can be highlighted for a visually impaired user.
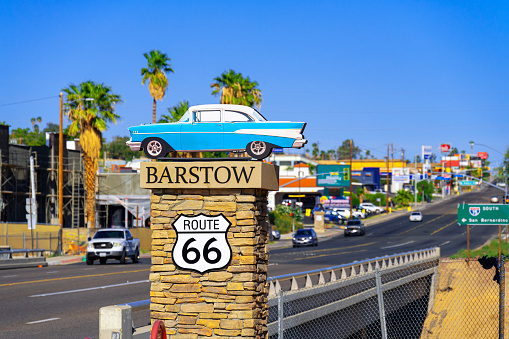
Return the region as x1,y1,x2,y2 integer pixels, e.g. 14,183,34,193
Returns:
246,141,272,160
86,256,94,265
132,248,140,263
293,245,296,248
375,210,380,214
119,249,127,264
99,258,107,265
344,233,348,237
142,138,170,159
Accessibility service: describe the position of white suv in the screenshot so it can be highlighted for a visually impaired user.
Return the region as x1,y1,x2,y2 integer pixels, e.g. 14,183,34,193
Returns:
359,203,385,214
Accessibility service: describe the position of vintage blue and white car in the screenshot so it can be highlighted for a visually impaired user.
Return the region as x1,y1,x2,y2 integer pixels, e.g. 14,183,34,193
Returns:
126,104,307,160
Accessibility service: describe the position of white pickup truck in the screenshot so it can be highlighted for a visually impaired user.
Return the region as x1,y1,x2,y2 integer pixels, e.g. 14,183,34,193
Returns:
86,228,140,265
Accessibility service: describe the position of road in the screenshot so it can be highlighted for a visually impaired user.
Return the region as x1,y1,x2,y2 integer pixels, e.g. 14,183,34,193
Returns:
0,185,501,338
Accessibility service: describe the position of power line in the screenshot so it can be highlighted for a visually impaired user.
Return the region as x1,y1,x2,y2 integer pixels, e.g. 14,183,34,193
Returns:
0,96,59,108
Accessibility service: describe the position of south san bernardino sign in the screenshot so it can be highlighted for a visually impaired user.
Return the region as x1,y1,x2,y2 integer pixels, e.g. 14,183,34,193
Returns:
172,213,232,274
457,204,509,225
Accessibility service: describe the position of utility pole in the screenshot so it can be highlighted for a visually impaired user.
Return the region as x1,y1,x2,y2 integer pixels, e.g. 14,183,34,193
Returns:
401,148,405,167
414,155,417,208
386,144,390,213
59,92,63,253
349,139,353,220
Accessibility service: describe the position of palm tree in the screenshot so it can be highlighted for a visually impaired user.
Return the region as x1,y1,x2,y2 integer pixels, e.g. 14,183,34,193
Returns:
141,50,174,124
30,118,36,132
312,143,319,159
211,70,262,108
36,116,42,133
158,100,189,123
63,81,122,238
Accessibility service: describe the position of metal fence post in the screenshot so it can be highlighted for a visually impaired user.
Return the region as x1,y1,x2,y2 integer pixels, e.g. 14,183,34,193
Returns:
375,267,388,339
500,255,505,339
23,232,25,249
278,290,284,338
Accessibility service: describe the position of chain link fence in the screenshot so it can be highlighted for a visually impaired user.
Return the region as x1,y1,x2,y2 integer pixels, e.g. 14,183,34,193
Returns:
268,248,440,339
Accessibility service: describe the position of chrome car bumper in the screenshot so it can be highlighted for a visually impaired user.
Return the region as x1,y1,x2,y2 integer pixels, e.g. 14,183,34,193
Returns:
292,139,308,148
126,141,142,151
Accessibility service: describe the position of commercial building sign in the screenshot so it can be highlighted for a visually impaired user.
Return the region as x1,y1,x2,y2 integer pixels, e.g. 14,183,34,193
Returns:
477,152,488,160
440,144,451,153
422,145,432,160
316,165,350,187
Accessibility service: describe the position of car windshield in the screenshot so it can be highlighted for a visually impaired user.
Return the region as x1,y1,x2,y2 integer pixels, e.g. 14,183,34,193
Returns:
347,220,361,226
296,229,312,236
411,212,421,216
178,111,190,123
93,231,124,239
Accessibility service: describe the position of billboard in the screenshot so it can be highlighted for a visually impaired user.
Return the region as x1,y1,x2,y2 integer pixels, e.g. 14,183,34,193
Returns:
477,152,488,160
316,165,350,187
422,145,432,160
440,144,451,153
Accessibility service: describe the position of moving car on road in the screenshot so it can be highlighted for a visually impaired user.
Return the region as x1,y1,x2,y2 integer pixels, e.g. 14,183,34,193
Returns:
126,104,307,160
293,228,318,247
344,220,366,237
409,211,423,222
86,228,140,265
491,196,499,203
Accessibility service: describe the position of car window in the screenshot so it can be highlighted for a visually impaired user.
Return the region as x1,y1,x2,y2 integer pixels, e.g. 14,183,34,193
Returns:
126,230,133,239
347,220,361,226
224,110,253,122
93,231,124,239
194,110,221,122
178,111,190,122
296,229,312,236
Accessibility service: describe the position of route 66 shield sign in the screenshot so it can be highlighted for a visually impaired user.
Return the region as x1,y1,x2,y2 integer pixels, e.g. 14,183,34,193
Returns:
172,213,232,274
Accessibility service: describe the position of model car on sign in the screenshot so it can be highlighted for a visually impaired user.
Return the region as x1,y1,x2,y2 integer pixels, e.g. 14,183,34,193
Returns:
126,104,307,160
409,211,423,222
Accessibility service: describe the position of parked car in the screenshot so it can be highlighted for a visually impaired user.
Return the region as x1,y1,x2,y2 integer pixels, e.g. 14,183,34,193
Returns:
409,211,423,222
344,220,366,236
126,104,307,160
86,228,140,265
359,202,385,214
324,209,345,224
292,228,318,247
333,207,365,219
491,196,499,203
272,230,281,240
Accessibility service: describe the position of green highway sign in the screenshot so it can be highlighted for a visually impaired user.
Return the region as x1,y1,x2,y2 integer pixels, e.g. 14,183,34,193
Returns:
457,204,509,225
459,180,477,186
316,165,350,187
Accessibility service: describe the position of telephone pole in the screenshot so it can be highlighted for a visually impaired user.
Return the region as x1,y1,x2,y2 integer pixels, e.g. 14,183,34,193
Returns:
349,139,353,220
386,144,390,213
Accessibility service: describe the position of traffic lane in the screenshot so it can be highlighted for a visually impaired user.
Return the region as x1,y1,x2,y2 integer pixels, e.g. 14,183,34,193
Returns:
0,266,150,338
0,256,151,285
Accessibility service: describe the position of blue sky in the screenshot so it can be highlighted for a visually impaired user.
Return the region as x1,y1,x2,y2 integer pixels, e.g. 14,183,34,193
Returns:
1,1,508,165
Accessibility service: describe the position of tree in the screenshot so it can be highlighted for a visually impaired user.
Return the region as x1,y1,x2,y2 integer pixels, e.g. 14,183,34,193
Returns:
141,50,174,124
63,81,122,237
337,139,361,159
105,136,142,161
211,70,262,108
312,143,319,159
449,147,459,156
393,189,414,207
415,155,422,163
30,118,36,132
159,100,189,123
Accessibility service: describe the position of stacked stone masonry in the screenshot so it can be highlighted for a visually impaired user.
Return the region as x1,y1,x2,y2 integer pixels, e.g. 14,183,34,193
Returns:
150,188,270,338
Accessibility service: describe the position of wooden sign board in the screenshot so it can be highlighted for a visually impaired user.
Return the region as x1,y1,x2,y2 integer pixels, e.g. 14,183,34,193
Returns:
140,161,279,191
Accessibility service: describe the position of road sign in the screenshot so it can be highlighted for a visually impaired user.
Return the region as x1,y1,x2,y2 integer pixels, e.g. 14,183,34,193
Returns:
457,204,509,225
422,145,432,160
316,165,350,187
440,144,451,153
459,180,477,186
171,213,232,273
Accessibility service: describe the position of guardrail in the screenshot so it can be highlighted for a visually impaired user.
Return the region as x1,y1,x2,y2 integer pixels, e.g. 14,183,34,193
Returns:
0,247,47,269
267,247,440,338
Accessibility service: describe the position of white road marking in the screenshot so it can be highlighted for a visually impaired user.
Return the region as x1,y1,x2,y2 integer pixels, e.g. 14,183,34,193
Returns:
27,318,60,324
45,271,59,274
381,241,415,249
29,280,149,297
2,275,19,278
82,268,95,270
268,263,278,266
438,241,451,246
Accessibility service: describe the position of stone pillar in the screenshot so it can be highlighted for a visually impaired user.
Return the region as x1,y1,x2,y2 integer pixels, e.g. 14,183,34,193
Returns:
142,161,278,338
314,211,325,232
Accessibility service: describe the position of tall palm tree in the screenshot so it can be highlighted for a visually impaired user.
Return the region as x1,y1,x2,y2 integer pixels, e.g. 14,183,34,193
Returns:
211,70,262,108
63,81,122,237
30,118,36,132
141,50,174,124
